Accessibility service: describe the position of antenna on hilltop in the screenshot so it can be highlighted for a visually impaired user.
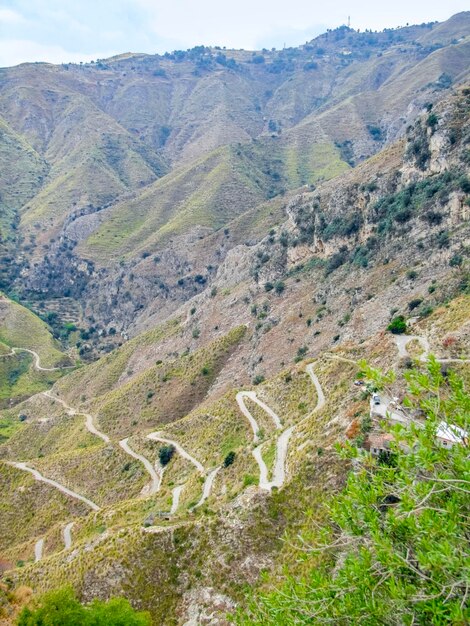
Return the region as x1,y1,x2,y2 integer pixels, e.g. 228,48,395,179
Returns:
348,15,351,28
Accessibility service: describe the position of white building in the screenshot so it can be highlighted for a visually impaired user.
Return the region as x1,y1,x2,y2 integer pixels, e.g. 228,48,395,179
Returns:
436,421,468,449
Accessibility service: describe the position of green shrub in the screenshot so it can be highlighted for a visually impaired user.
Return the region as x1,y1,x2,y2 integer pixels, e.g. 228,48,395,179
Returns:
321,214,363,241
436,230,450,248
223,451,236,467
243,474,257,487
459,176,470,193
419,304,434,318
427,113,438,128
449,254,463,268
237,360,470,626
17,586,151,625
325,248,349,275
367,125,383,141
159,445,175,466
387,315,407,334
408,298,423,311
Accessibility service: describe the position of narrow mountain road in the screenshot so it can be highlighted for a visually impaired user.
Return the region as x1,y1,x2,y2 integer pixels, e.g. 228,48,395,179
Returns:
6,461,100,511
145,434,223,508
171,485,184,515
34,538,44,562
394,335,430,360
236,389,292,490
252,445,269,487
63,522,74,549
252,426,295,491
236,391,282,444
237,363,326,491
394,334,470,363
270,426,294,487
45,392,161,495
193,466,221,508
147,433,205,473
306,363,326,412
1,347,74,371
43,391,110,444
370,397,410,425
119,438,162,495
236,392,262,442
295,361,327,451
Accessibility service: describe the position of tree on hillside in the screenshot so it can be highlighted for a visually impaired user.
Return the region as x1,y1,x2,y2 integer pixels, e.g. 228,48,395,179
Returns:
159,445,175,466
387,315,407,334
237,357,469,625
17,586,151,625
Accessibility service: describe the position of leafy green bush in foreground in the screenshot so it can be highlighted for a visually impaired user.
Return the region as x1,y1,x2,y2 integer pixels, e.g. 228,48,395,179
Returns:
237,357,469,625
17,586,151,625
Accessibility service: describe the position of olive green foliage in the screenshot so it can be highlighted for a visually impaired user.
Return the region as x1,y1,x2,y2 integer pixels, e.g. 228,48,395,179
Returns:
223,451,236,467
387,315,407,334
17,586,151,625
238,358,469,625
159,445,175,466
371,170,464,236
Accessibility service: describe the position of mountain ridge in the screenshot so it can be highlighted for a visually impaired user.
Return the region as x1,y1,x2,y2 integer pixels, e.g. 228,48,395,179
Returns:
0,13,469,625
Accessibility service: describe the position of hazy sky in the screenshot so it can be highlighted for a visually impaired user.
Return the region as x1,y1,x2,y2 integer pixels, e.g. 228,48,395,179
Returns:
0,0,468,67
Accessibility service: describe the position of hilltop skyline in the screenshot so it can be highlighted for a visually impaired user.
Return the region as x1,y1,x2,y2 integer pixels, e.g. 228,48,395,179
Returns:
0,0,469,67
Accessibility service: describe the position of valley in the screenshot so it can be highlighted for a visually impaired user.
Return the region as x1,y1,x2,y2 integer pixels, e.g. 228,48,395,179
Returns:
0,12,469,626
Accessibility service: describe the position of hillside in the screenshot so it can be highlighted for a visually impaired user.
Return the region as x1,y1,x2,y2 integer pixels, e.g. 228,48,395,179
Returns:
0,14,468,354
0,74,469,623
0,12,469,625
0,295,74,410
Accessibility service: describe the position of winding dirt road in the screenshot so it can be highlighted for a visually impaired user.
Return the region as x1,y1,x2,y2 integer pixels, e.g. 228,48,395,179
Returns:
63,522,74,549
394,335,430,360
44,392,161,495
239,362,326,491
170,485,184,514
236,387,293,490
147,433,205,473
270,426,295,488
306,363,326,412
1,347,73,371
34,538,44,562
43,391,110,444
193,466,221,508
394,334,470,363
236,391,282,443
252,426,295,491
119,438,163,495
145,433,223,509
7,461,100,511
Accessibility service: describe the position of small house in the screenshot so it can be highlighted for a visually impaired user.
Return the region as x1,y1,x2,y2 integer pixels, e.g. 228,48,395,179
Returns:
436,421,468,449
367,433,394,457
